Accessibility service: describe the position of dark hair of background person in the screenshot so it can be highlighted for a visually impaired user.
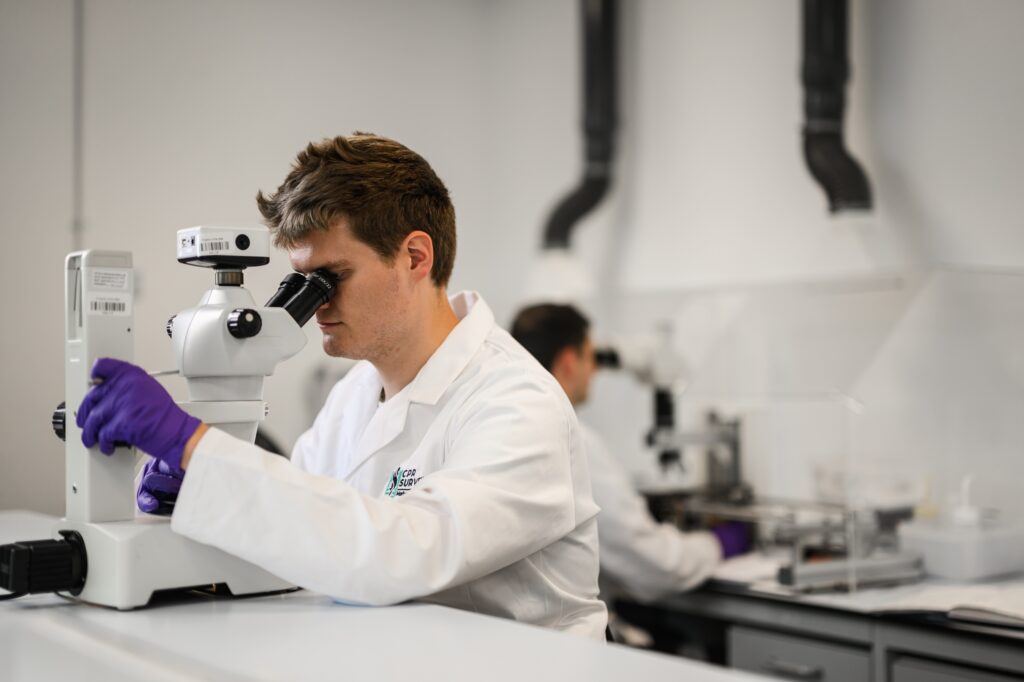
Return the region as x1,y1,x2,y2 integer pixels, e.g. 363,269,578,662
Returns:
510,303,590,371
256,132,457,287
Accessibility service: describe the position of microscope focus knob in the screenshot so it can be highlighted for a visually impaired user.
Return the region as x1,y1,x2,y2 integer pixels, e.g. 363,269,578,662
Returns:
52,401,66,442
227,308,262,339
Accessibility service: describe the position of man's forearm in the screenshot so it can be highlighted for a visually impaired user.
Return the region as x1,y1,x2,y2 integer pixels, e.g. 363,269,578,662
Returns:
180,423,210,470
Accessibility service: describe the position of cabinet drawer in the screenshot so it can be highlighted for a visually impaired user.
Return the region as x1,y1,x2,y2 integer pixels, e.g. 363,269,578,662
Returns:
729,625,871,681
892,655,1024,682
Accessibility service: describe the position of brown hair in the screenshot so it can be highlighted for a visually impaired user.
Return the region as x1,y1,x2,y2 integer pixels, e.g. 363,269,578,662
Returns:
511,304,590,371
256,133,456,287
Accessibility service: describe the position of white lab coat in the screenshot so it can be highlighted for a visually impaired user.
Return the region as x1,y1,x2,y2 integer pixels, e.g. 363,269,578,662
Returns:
171,292,608,639
581,423,721,604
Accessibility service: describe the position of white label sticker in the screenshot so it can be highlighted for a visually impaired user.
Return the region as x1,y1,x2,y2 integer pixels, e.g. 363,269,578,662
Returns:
91,270,128,290
86,293,131,316
200,237,231,254
178,232,199,258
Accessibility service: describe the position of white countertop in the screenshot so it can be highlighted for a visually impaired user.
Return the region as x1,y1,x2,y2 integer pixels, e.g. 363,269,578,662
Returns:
1,511,766,682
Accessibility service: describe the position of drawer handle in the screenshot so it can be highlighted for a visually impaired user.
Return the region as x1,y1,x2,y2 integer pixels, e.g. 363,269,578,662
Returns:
762,656,824,680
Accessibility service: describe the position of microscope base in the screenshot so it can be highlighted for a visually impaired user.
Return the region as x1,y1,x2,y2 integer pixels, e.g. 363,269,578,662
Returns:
53,517,292,609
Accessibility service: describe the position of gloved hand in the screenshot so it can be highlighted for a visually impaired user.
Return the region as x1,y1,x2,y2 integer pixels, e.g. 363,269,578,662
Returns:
76,357,201,471
137,458,184,515
710,521,752,559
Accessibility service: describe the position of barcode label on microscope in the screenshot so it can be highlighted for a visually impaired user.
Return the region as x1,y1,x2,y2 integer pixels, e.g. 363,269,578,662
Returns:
201,239,230,253
86,294,131,317
91,300,125,313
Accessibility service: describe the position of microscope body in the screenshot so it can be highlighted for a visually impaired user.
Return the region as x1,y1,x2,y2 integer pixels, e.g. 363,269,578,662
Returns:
169,278,304,442
596,327,688,472
49,226,326,609
597,328,749,503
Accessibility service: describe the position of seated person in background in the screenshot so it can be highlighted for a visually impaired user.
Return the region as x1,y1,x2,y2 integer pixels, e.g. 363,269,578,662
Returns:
511,303,749,610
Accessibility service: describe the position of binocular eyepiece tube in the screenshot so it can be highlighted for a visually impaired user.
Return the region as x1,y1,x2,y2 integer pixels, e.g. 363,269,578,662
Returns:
593,347,621,369
265,272,306,307
266,270,337,327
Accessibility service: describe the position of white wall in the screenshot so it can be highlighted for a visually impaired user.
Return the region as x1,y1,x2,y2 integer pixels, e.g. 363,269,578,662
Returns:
4,0,1024,522
0,1,74,513
568,0,1024,519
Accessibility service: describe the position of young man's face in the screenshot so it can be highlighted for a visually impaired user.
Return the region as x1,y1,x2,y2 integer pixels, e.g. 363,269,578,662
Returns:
577,336,598,403
563,335,597,406
287,218,411,362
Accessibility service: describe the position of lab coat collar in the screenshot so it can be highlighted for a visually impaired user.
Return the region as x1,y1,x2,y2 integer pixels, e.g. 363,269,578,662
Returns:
341,292,493,479
403,291,493,406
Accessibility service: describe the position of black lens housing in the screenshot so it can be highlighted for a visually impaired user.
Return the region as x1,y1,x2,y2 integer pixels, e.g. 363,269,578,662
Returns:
593,347,621,369
265,272,307,308
282,270,337,327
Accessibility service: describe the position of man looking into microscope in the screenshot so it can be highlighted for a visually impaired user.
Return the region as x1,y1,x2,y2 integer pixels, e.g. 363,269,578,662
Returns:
75,133,607,639
511,304,748,612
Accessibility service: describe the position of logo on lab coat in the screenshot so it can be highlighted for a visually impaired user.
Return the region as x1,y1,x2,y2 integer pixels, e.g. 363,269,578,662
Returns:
383,466,422,497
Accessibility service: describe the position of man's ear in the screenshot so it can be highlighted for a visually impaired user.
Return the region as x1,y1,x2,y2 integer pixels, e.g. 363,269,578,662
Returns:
551,346,578,382
404,231,434,282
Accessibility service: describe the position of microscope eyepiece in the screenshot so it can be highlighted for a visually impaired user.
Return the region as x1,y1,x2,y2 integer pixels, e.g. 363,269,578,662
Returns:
265,272,307,307
282,269,337,327
593,347,621,369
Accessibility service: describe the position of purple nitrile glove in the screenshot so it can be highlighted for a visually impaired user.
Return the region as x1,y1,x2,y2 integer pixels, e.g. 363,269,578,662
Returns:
710,521,751,559
77,357,201,471
137,458,185,515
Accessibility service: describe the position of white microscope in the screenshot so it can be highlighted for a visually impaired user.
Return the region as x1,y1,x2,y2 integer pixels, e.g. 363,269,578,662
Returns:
593,326,690,472
0,226,333,608
595,328,750,504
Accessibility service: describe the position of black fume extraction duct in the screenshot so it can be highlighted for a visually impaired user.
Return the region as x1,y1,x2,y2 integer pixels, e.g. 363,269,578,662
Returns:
801,0,872,212
543,0,618,250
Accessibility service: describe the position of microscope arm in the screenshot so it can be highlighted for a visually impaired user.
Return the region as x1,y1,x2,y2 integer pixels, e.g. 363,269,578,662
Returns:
170,305,307,385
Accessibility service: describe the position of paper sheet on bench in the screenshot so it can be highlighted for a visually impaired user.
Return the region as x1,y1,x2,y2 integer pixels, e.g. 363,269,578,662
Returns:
875,581,1024,624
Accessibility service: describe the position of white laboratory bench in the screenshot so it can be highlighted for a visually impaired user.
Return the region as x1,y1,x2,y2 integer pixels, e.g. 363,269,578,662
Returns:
0,511,766,682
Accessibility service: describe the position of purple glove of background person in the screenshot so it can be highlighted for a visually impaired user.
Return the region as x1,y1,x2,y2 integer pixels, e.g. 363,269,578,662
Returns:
76,357,201,471
137,458,184,515
710,521,752,559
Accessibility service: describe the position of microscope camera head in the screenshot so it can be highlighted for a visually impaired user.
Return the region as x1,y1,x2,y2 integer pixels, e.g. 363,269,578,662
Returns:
177,226,271,270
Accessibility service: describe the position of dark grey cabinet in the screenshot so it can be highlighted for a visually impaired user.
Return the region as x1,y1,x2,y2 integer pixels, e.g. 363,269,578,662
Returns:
730,626,871,681
657,587,1024,682
891,656,1023,682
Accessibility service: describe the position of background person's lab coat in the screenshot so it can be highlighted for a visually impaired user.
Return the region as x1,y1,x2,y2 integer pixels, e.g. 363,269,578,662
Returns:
171,293,608,639
581,424,721,604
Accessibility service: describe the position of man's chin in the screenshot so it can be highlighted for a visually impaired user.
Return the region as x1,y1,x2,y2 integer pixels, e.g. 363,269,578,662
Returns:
321,337,360,360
